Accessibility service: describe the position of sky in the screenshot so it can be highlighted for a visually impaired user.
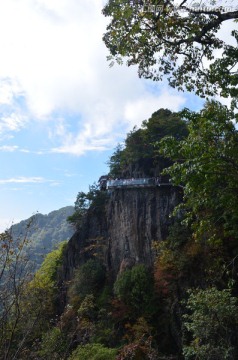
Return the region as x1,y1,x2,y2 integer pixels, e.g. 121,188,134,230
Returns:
0,0,236,231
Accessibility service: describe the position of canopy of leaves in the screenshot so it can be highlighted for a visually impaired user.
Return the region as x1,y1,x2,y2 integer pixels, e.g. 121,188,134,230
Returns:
114,264,154,314
68,259,106,306
103,1,238,104
108,108,188,177
32,241,67,290
27,241,68,326
160,101,238,246
183,287,238,360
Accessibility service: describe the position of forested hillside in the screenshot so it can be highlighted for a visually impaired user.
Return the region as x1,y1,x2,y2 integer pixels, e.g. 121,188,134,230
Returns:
10,206,74,269
1,102,238,359
0,1,238,359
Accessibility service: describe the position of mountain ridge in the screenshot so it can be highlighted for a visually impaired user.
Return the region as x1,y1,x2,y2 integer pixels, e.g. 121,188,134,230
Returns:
11,205,75,270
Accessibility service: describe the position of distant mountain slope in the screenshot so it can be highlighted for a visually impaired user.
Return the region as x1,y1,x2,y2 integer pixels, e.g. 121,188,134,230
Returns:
11,206,75,269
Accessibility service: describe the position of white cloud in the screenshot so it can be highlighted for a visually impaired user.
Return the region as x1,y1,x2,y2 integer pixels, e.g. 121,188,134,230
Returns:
0,144,30,152
49,181,61,187
20,149,30,153
0,145,19,152
0,0,189,155
0,1,235,155
0,78,23,105
0,113,28,134
124,91,186,129
51,126,113,155
0,176,52,184
0,0,108,117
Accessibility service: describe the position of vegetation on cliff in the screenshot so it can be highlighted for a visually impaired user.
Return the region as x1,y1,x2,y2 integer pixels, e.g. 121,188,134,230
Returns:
2,100,238,359
108,108,188,178
1,1,238,358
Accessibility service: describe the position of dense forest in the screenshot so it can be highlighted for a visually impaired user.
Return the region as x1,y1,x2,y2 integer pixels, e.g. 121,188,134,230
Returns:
0,1,238,359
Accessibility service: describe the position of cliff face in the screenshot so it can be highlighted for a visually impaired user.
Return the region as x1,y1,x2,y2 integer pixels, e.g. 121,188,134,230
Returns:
107,186,181,275
62,185,182,283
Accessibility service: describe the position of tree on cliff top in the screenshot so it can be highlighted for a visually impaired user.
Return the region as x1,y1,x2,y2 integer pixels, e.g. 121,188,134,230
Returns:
103,1,238,104
108,108,188,177
160,100,238,246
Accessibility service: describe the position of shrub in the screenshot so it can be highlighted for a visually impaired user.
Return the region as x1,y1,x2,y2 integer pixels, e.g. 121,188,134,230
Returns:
69,343,117,360
37,327,67,359
69,259,106,307
114,264,154,314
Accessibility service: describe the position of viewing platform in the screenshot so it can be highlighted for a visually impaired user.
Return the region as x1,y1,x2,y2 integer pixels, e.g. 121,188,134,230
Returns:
99,176,173,190
107,178,157,189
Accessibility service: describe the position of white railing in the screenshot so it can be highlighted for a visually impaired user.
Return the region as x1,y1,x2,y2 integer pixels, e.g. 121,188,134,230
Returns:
107,178,157,188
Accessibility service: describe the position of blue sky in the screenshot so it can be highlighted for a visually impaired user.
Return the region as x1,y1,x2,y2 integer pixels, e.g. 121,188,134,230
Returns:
0,0,236,231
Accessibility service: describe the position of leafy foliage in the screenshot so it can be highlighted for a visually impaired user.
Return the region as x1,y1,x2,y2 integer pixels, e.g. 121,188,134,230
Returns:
69,343,117,360
27,242,68,331
0,226,33,359
183,287,238,360
108,108,188,177
0,223,67,360
37,327,67,360
160,101,238,246
68,183,107,228
3,99,238,359
103,1,238,104
114,264,154,314
116,317,159,360
32,241,67,292
68,259,106,307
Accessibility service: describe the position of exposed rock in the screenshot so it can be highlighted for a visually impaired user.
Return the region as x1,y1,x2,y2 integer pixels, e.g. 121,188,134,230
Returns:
61,185,182,285
106,186,182,278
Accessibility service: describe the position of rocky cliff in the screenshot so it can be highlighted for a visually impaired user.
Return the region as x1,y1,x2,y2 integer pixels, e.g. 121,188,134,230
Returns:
62,185,182,284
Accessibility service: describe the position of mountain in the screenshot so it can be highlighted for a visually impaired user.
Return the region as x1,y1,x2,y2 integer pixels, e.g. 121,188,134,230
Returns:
11,206,75,270
4,107,238,359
